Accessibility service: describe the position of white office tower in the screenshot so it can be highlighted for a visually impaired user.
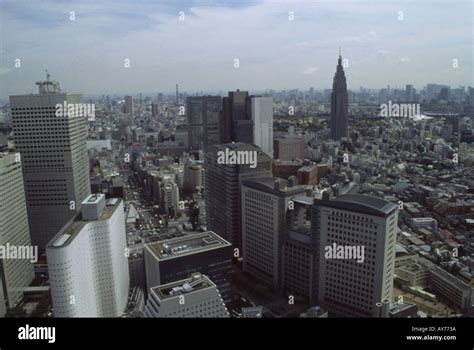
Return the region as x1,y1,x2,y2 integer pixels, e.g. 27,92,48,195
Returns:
251,96,274,157
10,79,91,250
314,193,398,317
46,194,129,317
0,153,35,310
143,273,229,318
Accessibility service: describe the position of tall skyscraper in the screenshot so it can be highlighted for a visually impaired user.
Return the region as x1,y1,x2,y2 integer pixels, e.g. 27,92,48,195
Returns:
313,193,398,317
0,152,35,309
143,273,229,318
10,79,91,250
250,96,274,157
46,194,129,317
220,90,253,144
439,87,450,101
405,84,414,102
205,143,272,252
151,103,158,118
241,177,308,289
330,54,349,140
186,96,221,150
124,95,133,114
176,84,179,105
469,87,474,106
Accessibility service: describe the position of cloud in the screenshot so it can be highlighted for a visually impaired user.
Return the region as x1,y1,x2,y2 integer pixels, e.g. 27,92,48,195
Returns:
0,0,472,98
302,67,318,75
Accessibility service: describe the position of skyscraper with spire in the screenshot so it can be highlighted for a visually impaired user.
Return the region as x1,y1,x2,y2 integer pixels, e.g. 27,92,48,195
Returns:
330,52,349,140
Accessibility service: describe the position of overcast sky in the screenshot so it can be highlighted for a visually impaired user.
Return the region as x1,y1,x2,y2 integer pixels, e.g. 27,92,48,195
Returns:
0,0,472,98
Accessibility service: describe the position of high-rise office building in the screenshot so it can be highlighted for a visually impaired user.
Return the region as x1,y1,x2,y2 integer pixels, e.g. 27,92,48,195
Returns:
313,193,398,317
273,136,304,161
0,152,35,309
220,90,253,144
469,87,474,106
124,95,133,114
186,96,221,150
46,194,129,317
143,273,229,318
161,181,179,216
405,84,414,102
151,103,158,118
439,87,450,101
205,143,272,251
241,177,308,289
144,231,233,303
183,159,204,194
282,195,320,303
10,79,90,250
250,96,274,157
330,54,349,140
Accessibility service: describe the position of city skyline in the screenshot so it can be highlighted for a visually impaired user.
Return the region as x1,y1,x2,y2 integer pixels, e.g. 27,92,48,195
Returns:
0,0,474,341
0,0,472,99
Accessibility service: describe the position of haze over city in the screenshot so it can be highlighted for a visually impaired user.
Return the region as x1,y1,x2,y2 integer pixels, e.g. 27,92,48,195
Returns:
0,0,472,99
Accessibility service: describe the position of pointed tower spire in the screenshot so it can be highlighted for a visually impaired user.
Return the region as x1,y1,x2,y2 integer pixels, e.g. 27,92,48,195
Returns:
331,50,348,140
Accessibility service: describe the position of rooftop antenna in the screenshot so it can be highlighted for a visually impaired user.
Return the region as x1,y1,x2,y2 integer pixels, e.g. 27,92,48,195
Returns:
339,46,341,57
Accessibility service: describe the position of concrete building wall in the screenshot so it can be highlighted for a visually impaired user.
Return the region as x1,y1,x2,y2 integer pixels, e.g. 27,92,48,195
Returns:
0,153,35,308
10,90,90,250
47,198,129,317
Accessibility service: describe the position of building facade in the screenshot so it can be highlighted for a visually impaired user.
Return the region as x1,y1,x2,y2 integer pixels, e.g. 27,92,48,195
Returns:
143,273,229,318
250,96,274,157
241,177,308,289
186,96,221,150
0,152,35,309
144,231,233,303
46,194,129,317
314,193,398,317
10,80,91,250
205,143,272,251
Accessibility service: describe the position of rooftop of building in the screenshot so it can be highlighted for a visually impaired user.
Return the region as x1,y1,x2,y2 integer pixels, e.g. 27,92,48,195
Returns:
151,273,214,300
47,197,122,249
317,194,398,218
242,177,309,196
419,258,471,291
292,195,314,206
145,231,231,261
399,263,425,273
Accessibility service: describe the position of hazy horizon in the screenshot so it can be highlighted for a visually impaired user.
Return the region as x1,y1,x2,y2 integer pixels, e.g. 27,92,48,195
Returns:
1,0,473,99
